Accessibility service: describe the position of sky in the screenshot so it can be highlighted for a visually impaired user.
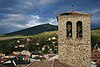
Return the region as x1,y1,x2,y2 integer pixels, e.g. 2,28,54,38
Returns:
0,0,100,34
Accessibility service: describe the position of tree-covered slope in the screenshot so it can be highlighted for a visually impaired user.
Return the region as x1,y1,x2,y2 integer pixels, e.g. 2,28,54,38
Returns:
91,28,100,50
4,23,58,36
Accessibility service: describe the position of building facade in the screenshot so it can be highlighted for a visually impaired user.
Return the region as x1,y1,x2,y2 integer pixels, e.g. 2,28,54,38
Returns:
57,12,91,67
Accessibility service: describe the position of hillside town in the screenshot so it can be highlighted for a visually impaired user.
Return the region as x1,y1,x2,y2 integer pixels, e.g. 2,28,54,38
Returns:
0,0,100,67
0,12,99,67
0,36,59,67
0,35,100,67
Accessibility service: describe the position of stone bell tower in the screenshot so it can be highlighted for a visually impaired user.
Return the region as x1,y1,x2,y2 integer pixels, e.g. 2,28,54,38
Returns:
57,12,91,67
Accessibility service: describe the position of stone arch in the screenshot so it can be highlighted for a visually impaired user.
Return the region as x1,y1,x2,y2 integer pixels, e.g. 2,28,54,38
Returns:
66,21,72,38
76,21,82,38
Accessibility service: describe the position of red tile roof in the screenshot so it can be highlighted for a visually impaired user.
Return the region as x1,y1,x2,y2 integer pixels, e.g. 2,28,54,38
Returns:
26,59,72,67
92,52,100,59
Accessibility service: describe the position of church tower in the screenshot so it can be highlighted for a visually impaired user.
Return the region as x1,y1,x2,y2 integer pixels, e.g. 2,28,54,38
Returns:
57,12,91,67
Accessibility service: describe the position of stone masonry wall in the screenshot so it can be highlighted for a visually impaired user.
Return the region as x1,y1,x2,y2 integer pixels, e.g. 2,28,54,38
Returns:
58,14,91,67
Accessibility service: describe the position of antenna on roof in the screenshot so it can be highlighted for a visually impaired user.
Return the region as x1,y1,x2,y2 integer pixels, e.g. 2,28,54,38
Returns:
72,0,75,12
72,4,75,12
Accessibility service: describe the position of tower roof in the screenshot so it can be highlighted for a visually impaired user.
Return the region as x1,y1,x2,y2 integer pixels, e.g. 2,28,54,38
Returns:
58,11,91,16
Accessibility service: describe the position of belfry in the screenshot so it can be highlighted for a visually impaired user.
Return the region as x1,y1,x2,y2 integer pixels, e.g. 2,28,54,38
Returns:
57,11,91,67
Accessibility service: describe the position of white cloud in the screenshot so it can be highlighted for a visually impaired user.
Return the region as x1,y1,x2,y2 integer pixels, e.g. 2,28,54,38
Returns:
46,18,57,25
0,14,31,29
0,14,30,23
16,0,56,10
39,0,56,5
25,15,42,27
0,14,57,31
91,17,100,24
90,9,100,24
24,15,57,27
91,9,100,14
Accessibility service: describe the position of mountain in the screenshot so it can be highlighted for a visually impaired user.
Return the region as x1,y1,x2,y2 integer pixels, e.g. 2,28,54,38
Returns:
92,27,100,30
4,23,100,36
2,22,100,37
5,23,58,36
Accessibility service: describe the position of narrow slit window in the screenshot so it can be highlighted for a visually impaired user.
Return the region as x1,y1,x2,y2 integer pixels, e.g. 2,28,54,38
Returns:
76,21,82,38
66,21,72,38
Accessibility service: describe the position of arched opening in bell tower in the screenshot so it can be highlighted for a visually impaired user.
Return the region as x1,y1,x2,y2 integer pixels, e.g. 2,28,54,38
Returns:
76,21,82,38
66,21,72,38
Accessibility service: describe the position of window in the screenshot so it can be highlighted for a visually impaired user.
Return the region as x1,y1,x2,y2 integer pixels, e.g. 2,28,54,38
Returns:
66,21,72,38
76,21,82,38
